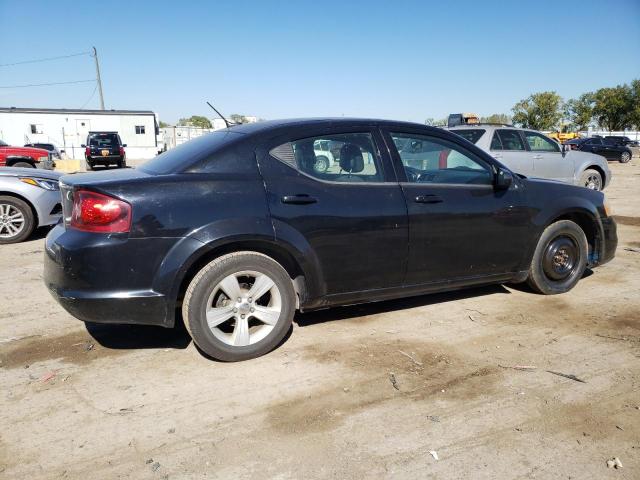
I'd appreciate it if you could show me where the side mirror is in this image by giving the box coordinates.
[81,144,86,148]
[122,144,127,147]
[495,168,513,190]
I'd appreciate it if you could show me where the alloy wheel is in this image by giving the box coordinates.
[0,203,25,239]
[205,270,281,347]
[620,151,631,163]
[584,173,602,190]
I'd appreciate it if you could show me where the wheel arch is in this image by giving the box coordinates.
[166,236,319,327]
[5,156,36,167]
[547,209,602,266]
[0,190,39,225]
[582,164,607,187]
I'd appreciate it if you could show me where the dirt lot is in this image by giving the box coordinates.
[1,162,639,480]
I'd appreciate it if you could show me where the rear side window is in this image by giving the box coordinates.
[495,130,525,151]
[270,132,383,183]
[140,130,245,174]
[523,131,560,152]
[452,129,485,144]
[587,138,602,145]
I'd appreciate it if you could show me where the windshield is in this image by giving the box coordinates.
[89,133,119,147]
[451,129,485,144]
[140,130,245,174]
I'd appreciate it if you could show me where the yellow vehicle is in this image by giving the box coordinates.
[547,131,581,144]
[447,113,480,128]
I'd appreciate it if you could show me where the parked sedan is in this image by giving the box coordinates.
[0,168,62,243]
[45,119,617,361]
[565,137,633,163]
[451,125,611,190]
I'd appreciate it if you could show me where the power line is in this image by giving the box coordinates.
[0,79,96,89]
[79,83,99,109]
[0,51,91,68]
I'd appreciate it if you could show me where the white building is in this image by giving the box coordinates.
[0,107,160,160]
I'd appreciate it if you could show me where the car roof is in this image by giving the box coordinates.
[220,117,438,135]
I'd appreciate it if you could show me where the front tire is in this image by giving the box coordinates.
[183,252,296,361]
[0,196,35,244]
[580,168,602,190]
[526,220,588,295]
[620,151,631,163]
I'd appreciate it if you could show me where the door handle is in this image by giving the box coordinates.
[415,194,443,204]
[533,154,543,159]
[281,194,317,205]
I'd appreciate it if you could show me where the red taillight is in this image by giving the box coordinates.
[119,146,125,156]
[70,189,132,233]
[85,147,90,156]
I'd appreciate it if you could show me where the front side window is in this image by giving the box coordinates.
[495,130,525,151]
[270,132,383,183]
[587,138,602,145]
[390,132,493,185]
[523,131,560,152]
[452,129,485,144]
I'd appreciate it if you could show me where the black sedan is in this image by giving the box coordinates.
[566,137,633,163]
[44,119,617,361]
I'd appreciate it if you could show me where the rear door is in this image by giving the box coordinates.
[382,127,531,285]
[257,126,408,297]
[522,130,574,183]
[489,129,535,177]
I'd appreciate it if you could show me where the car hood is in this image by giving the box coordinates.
[0,167,62,180]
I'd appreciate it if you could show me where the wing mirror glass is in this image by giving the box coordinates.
[81,144,86,148]
[495,168,513,190]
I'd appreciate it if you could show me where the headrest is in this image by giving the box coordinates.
[339,143,364,173]
[294,142,316,172]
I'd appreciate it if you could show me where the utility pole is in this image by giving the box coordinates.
[92,46,105,110]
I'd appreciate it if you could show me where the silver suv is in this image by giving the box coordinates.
[450,125,611,190]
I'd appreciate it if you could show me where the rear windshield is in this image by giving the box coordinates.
[89,133,119,147]
[452,129,485,144]
[139,130,245,174]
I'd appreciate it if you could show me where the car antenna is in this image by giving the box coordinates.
[206,101,231,128]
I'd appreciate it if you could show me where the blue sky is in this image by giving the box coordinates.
[1,0,639,124]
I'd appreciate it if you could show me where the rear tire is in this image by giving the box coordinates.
[580,168,602,190]
[526,220,588,295]
[0,196,36,244]
[183,252,296,361]
[12,161,34,168]
[620,151,631,163]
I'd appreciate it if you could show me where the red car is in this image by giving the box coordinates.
[0,140,55,169]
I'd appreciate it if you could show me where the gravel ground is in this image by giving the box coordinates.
[1,162,639,479]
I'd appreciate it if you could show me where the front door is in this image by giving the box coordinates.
[257,128,408,298]
[522,130,574,183]
[382,128,531,285]
[489,128,535,177]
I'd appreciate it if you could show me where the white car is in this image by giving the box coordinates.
[0,167,62,243]
[450,125,611,190]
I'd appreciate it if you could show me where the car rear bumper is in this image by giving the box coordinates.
[87,155,124,165]
[44,224,177,327]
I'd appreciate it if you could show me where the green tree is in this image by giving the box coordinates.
[229,114,249,124]
[591,84,634,131]
[480,113,511,124]
[177,115,212,128]
[629,79,640,128]
[512,91,563,130]
[563,93,594,131]
[158,120,170,128]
